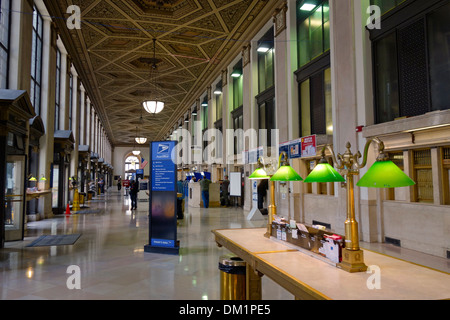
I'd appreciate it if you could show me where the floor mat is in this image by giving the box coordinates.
[76,209,103,214]
[26,234,81,247]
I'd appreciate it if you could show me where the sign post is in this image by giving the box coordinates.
[144,141,180,255]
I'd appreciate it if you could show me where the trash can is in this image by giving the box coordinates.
[79,192,86,205]
[219,255,246,300]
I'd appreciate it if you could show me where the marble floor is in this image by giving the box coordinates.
[0,189,449,300]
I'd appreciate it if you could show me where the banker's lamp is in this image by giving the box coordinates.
[304,138,415,273]
[250,152,303,238]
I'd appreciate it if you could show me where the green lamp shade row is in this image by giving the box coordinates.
[357,160,416,188]
[304,163,346,183]
[249,168,270,180]
[270,166,303,182]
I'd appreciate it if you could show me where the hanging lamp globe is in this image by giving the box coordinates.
[135,137,148,145]
[143,100,165,115]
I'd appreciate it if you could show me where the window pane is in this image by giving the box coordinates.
[0,48,7,89]
[310,9,323,60]
[323,1,330,51]
[310,72,325,134]
[375,32,400,123]
[259,102,266,130]
[300,79,311,137]
[299,19,310,67]
[324,68,333,135]
[427,2,450,111]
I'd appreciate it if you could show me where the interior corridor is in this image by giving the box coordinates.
[0,189,448,300]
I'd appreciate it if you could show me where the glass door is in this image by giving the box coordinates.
[5,155,26,241]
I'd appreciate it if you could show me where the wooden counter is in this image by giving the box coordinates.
[212,228,450,300]
[26,190,52,201]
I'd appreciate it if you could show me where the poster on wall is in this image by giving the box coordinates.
[301,135,317,158]
[144,141,180,255]
[289,138,302,159]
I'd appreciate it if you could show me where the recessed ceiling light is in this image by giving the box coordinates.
[300,3,316,11]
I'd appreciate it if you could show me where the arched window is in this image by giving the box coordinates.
[124,154,140,180]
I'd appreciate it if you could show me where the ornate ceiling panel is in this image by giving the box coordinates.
[45,0,277,146]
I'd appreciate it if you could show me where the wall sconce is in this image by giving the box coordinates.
[304,138,415,272]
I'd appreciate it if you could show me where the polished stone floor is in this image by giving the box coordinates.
[1,189,449,300]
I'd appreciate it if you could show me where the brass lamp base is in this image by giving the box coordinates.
[338,248,368,273]
[264,225,271,239]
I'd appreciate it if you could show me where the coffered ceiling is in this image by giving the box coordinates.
[44,0,280,146]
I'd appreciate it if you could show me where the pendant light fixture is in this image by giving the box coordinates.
[143,39,165,115]
[132,126,141,156]
[135,112,147,145]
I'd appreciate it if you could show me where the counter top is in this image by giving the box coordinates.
[212,228,450,300]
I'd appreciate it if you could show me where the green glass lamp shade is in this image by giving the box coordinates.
[270,166,303,182]
[357,160,416,188]
[249,168,270,180]
[304,163,345,183]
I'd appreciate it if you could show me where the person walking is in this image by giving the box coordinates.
[221,175,230,207]
[257,179,268,210]
[199,177,212,208]
[129,180,139,210]
[117,177,122,191]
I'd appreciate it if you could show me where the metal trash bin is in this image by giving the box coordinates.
[219,255,246,300]
[79,193,86,205]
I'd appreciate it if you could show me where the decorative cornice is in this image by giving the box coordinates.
[273,2,288,37]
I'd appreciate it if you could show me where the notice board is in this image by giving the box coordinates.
[144,141,180,255]
[230,172,241,197]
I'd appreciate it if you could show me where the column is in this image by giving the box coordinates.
[273,3,291,216]
[38,18,57,219]
[57,37,69,130]
[242,43,254,212]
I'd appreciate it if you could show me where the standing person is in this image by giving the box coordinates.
[117,177,122,191]
[199,177,212,208]
[221,175,230,207]
[257,179,268,210]
[99,178,105,194]
[129,180,139,210]
[177,179,184,198]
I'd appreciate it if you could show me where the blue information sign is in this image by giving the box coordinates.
[145,141,180,255]
[152,160,176,191]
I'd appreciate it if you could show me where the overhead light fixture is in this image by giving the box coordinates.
[231,68,242,78]
[300,3,317,11]
[257,41,272,53]
[135,114,147,145]
[143,38,165,115]
[192,107,198,116]
[143,100,164,115]
[214,89,222,95]
[135,137,147,145]
[132,127,142,156]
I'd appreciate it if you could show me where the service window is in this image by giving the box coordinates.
[413,149,433,203]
